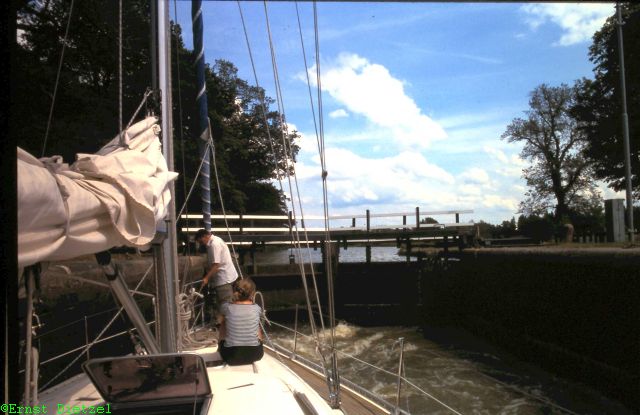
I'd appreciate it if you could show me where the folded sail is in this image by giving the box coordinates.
[18,116,178,269]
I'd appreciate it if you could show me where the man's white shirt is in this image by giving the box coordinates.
[206,235,238,286]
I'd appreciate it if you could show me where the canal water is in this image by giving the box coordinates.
[259,246,633,414]
[250,245,415,264]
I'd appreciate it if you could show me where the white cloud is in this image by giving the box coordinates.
[481,195,519,211]
[329,109,349,118]
[483,146,527,178]
[484,146,509,164]
[308,53,447,149]
[521,3,614,46]
[293,147,456,211]
[458,167,490,185]
[290,122,526,225]
[291,140,525,223]
[596,181,626,200]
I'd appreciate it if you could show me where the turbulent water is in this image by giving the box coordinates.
[258,247,633,415]
[267,322,632,415]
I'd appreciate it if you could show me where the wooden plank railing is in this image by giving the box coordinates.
[179,208,474,234]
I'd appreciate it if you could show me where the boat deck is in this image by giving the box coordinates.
[264,349,389,415]
[38,326,389,415]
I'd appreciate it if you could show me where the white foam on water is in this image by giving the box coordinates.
[403,342,419,352]
[266,323,630,415]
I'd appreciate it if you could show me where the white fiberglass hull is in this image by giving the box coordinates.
[37,347,350,415]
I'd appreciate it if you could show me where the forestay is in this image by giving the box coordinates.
[18,116,178,269]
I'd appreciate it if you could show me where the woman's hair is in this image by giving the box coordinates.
[232,277,256,302]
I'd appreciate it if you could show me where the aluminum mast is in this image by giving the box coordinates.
[155,0,179,352]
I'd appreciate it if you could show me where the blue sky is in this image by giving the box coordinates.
[175,2,621,226]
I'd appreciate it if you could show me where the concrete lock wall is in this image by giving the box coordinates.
[421,249,640,410]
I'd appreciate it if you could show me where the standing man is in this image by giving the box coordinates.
[195,229,239,321]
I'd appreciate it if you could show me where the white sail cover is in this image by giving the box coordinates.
[18,116,178,269]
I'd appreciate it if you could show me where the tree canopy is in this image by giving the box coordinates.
[502,84,601,223]
[15,0,298,218]
[573,2,639,197]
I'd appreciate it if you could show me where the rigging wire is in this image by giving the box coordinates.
[39,264,154,391]
[259,3,342,402]
[206,119,244,278]
[294,2,321,158]
[260,0,329,338]
[290,0,332,334]
[97,89,154,155]
[236,1,323,344]
[172,0,191,259]
[173,117,246,280]
[41,0,75,157]
[310,2,341,406]
[118,0,124,146]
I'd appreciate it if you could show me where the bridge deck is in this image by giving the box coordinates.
[184,225,475,244]
[179,209,477,244]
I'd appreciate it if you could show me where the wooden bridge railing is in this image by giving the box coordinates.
[179,208,474,234]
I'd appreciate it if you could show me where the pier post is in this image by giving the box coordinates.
[405,239,411,262]
[322,241,340,322]
[288,211,293,241]
[366,245,372,264]
[443,236,449,266]
[415,207,420,229]
[250,243,257,275]
[366,209,370,232]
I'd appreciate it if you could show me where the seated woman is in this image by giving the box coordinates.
[217,277,264,365]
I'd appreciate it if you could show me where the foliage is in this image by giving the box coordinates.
[477,209,605,243]
[474,220,495,239]
[15,0,297,219]
[502,84,601,223]
[567,194,606,236]
[517,214,555,242]
[572,3,640,197]
[15,0,152,158]
[475,218,517,239]
[496,217,517,238]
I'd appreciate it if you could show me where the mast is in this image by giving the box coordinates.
[616,2,635,243]
[191,0,212,231]
[155,0,179,352]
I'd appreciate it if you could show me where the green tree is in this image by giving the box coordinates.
[502,84,601,223]
[517,214,555,242]
[175,57,299,215]
[572,3,639,197]
[474,220,497,239]
[496,217,517,238]
[15,0,298,218]
[15,0,153,159]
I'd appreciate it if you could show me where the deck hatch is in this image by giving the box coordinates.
[82,353,211,404]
